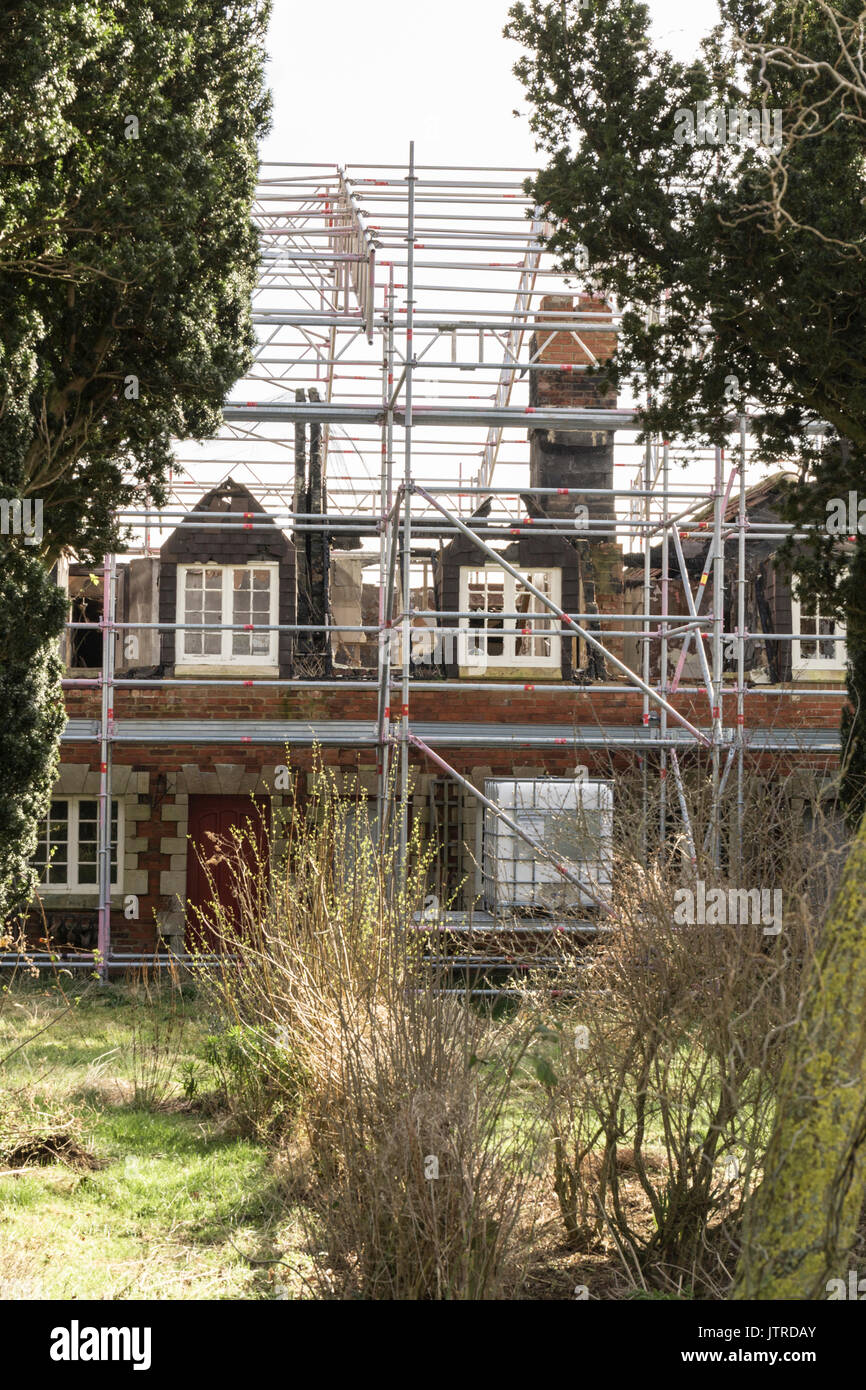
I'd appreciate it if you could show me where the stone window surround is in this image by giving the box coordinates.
[50,765,150,910]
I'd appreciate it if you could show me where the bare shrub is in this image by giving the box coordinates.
[523,761,839,1294]
[194,762,546,1299]
[302,981,543,1300]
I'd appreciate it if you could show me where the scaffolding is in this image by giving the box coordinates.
[45,148,847,971]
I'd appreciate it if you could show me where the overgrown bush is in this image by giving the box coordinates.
[190,752,847,1297]
[193,762,546,1299]
[523,767,840,1294]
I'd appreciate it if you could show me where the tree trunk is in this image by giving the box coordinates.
[732,817,866,1298]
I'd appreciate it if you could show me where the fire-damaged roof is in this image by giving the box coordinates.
[623,471,801,578]
[160,477,293,565]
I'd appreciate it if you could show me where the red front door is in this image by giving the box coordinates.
[185,795,271,950]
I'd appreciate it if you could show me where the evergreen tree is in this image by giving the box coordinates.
[0,0,271,916]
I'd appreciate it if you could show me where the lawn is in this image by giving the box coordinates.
[0,975,311,1300]
[0,971,697,1301]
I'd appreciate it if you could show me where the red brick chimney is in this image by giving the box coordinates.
[528,294,618,519]
[529,294,617,412]
[528,294,623,679]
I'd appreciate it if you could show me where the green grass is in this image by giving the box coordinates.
[0,977,310,1300]
[0,976,747,1300]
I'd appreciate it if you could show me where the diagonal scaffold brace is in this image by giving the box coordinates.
[411,482,713,749]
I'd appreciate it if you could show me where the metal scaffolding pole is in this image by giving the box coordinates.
[641,436,652,856]
[670,749,698,872]
[398,142,417,882]
[711,446,725,868]
[96,554,117,980]
[736,416,748,873]
[376,264,396,828]
[473,206,546,491]
[670,524,716,710]
[376,497,401,833]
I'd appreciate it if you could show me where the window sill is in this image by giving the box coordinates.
[174,664,280,677]
[457,667,563,680]
[35,890,124,904]
[791,667,847,683]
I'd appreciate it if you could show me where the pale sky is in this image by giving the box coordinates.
[262,0,720,167]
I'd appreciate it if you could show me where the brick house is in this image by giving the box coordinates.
[31,296,848,959]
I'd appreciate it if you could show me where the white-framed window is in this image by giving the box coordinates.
[33,798,123,893]
[177,563,278,665]
[792,592,846,673]
[457,566,561,669]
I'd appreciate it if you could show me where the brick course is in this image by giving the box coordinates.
[64,682,849,730]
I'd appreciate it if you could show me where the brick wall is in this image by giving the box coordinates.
[63,682,849,730]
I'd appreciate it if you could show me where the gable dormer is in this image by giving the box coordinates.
[159,479,295,677]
